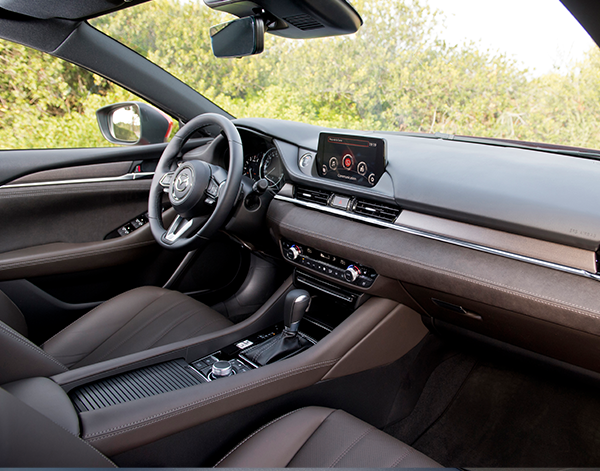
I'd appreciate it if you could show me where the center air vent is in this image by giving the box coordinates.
[295,186,332,206]
[284,14,324,31]
[352,199,401,223]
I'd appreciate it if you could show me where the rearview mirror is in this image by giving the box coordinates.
[96,102,174,146]
[210,16,265,58]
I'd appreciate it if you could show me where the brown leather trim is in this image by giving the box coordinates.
[0,209,175,280]
[78,297,403,456]
[397,210,597,272]
[7,162,133,185]
[323,304,427,380]
[0,179,152,254]
[0,321,67,385]
[215,407,335,467]
[0,388,116,467]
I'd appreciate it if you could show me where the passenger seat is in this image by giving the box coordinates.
[0,386,440,468]
[216,406,441,468]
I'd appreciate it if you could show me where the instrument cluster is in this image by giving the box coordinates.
[243,146,284,191]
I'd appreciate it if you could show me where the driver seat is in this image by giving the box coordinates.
[0,286,232,380]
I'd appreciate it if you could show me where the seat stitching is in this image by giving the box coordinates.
[0,323,67,371]
[76,297,190,366]
[243,336,278,358]
[84,358,338,440]
[388,447,413,468]
[328,425,374,467]
[214,407,316,467]
[278,219,600,322]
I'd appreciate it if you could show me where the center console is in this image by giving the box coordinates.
[23,268,427,460]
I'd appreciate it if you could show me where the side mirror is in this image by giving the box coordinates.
[210,16,265,58]
[96,102,174,146]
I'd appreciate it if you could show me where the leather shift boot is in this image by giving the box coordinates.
[245,330,310,366]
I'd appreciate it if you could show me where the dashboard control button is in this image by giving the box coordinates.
[368,173,376,185]
[357,162,367,175]
[359,277,373,287]
[329,157,339,171]
[343,154,354,169]
[299,153,313,168]
[345,265,361,282]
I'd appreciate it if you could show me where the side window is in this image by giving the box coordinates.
[0,39,173,149]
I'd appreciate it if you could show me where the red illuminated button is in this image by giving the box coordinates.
[343,154,353,169]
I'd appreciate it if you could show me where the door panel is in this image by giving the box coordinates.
[0,179,152,253]
[0,140,253,344]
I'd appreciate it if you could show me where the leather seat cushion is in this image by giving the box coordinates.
[42,287,232,369]
[216,406,442,468]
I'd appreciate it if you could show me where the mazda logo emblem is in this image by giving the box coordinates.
[175,172,190,192]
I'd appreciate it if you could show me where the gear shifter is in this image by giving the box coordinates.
[245,289,311,366]
[284,289,311,333]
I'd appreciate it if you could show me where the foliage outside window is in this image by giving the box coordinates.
[2,0,600,150]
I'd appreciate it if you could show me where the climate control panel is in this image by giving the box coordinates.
[281,239,377,288]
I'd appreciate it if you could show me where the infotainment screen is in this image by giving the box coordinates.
[316,133,386,187]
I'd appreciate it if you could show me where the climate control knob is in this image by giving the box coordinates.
[344,265,361,282]
[285,245,301,261]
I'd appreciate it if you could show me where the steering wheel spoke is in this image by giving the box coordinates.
[159,171,175,191]
[164,215,194,243]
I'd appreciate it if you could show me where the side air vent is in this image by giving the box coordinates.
[295,186,332,206]
[352,199,401,223]
[284,14,324,31]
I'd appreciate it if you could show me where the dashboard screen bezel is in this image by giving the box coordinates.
[316,133,387,188]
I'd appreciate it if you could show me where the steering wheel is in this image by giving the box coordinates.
[148,113,243,250]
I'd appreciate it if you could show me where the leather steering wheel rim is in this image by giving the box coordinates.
[148,113,243,250]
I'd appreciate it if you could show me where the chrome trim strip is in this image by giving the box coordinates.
[1,172,155,188]
[165,215,194,243]
[274,194,600,282]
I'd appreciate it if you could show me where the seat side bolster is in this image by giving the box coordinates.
[0,387,115,467]
[215,406,335,468]
[0,321,67,385]
[0,289,27,336]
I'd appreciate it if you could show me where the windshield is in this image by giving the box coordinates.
[93,0,599,150]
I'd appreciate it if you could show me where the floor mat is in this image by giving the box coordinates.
[408,360,600,467]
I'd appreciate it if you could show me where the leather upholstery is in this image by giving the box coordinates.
[0,289,27,336]
[217,406,441,468]
[43,286,233,369]
[0,320,67,385]
[0,387,116,467]
[2,376,80,435]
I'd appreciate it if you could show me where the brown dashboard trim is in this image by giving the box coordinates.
[267,200,600,338]
[274,193,600,282]
[397,210,596,273]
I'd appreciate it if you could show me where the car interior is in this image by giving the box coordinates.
[2,0,600,468]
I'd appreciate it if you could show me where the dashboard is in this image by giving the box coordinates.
[232,117,600,375]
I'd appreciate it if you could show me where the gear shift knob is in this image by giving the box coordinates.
[284,289,311,333]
